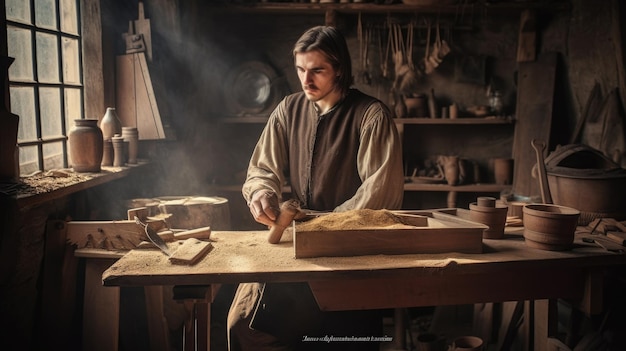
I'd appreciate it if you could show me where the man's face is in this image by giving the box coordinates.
[295,50,339,103]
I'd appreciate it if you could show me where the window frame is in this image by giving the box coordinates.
[6,0,84,175]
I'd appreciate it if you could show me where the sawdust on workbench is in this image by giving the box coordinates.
[295,209,416,231]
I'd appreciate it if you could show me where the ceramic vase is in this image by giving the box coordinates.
[99,107,122,140]
[69,119,103,172]
[121,127,138,164]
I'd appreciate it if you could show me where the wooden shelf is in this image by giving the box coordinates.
[217,116,515,125]
[403,182,510,192]
[218,116,268,124]
[207,1,570,15]
[395,117,515,125]
[10,161,153,208]
[208,182,509,194]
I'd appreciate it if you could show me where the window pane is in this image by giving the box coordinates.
[62,37,80,84]
[19,145,39,175]
[60,0,78,35]
[11,86,37,142]
[35,0,58,30]
[40,87,63,138]
[6,0,31,25]
[43,141,64,170]
[7,26,34,82]
[65,87,82,129]
[36,32,60,83]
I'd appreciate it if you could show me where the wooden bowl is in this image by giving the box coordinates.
[522,204,580,251]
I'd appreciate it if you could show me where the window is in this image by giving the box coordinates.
[6,0,82,175]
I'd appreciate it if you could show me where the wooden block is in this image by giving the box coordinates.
[607,231,626,246]
[169,238,213,265]
[293,210,485,258]
[66,220,145,250]
[173,226,211,240]
[158,230,175,242]
[127,207,149,221]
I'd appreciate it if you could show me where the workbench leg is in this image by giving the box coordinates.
[181,300,211,351]
[83,258,120,351]
[144,286,170,351]
[393,308,407,350]
[526,299,558,351]
[174,286,213,351]
[196,302,211,351]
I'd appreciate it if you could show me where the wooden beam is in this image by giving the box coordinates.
[517,9,537,62]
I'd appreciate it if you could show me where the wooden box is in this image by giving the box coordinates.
[293,209,487,258]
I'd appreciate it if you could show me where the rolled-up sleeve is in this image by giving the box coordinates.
[335,102,404,211]
[242,101,289,203]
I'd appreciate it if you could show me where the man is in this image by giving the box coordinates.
[228,26,404,351]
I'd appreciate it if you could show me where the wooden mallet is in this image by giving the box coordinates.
[267,199,301,244]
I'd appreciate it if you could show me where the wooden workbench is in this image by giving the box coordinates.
[102,228,626,350]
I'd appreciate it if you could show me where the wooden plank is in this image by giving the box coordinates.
[173,226,212,240]
[517,9,537,62]
[136,52,165,139]
[115,54,136,128]
[512,52,557,198]
[169,238,213,265]
[115,53,165,140]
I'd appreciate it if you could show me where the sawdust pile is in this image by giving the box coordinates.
[2,168,124,197]
[295,209,414,231]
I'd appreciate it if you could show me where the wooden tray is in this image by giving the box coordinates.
[293,209,487,258]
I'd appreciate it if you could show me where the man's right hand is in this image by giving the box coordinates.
[247,190,279,227]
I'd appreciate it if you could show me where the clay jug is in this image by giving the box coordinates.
[99,107,122,140]
[438,155,460,185]
[69,119,103,172]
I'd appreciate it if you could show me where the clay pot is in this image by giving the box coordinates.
[522,204,580,251]
[493,158,514,185]
[121,127,139,164]
[469,197,508,239]
[404,94,428,117]
[68,119,103,172]
[500,193,541,222]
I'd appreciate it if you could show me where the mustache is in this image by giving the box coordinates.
[304,84,317,90]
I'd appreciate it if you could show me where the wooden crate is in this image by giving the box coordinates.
[293,209,487,258]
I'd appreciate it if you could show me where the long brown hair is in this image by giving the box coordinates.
[292,26,353,96]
